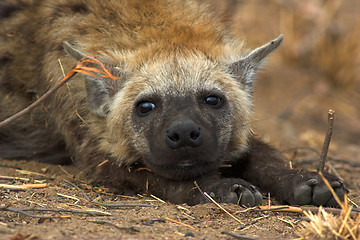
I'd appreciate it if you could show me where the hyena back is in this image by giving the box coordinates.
[0,0,346,206]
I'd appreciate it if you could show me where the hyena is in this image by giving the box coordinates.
[0,0,346,206]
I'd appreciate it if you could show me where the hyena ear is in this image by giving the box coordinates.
[229,34,283,93]
[63,41,115,117]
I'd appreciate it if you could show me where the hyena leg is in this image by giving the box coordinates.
[225,136,348,207]
[87,159,262,206]
[0,90,70,164]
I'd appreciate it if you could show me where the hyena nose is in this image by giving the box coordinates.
[165,119,203,149]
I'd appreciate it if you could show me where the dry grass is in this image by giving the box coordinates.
[297,197,360,240]
[297,172,360,240]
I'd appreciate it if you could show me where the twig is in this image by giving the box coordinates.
[0,51,119,128]
[150,194,166,203]
[0,183,47,191]
[58,59,66,77]
[318,109,335,172]
[347,197,359,208]
[221,231,260,240]
[92,220,139,232]
[277,217,297,228]
[58,165,72,176]
[176,205,191,213]
[0,176,30,181]
[64,179,157,208]
[1,207,111,218]
[5,207,111,216]
[1,208,57,219]
[318,171,343,208]
[97,160,109,167]
[0,74,74,128]
[57,193,81,202]
[194,181,244,224]
[235,207,257,214]
[15,169,46,177]
[142,219,166,226]
[236,216,269,231]
[256,205,360,218]
[0,222,8,227]
[193,181,209,201]
[165,217,195,230]
[308,206,360,217]
[257,205,303,213]
[294,157,360,168]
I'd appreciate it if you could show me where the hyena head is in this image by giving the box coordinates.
[64,35,283,180]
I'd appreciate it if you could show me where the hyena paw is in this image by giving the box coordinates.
[204,179,262,207]
[287,171,348,207]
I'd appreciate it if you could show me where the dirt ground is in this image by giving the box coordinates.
[1,1,360,239]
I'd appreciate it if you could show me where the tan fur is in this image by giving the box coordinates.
[106,54,252,164]
[1,0,250,166]
[1,1,346,208]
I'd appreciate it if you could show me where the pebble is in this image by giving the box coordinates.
[184,232,195,237]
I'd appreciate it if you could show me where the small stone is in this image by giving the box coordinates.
[184,232,195,237]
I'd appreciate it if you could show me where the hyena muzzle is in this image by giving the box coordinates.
[0,0,347,206]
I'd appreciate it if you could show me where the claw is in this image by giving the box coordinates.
[239,188,255,207]
[289,172,347,207]
[238,184,245,191]
[306,178,318,186]
[330,181,341,187]
[230,184,240,192]
[254,191,263,206]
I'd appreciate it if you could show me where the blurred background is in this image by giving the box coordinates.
[213,0,360,196]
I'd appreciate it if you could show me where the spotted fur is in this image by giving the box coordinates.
[0,0,346,206]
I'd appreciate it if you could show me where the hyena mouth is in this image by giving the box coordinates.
[177,159,197,168]
[145,155,222,180]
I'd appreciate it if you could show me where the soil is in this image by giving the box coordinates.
[1,1,359,239]
[0,158,312,240]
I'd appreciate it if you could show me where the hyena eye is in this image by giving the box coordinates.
[204,95,223,108]
[137,101,155,116]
